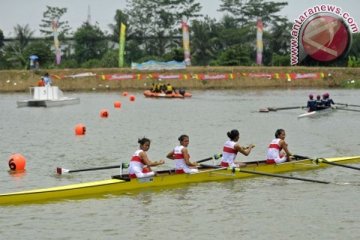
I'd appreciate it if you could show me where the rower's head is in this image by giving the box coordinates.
[227,129,239,141]
[178,134,189,147]
[138,137,151,151]
[309,94,313,99]
[275,129,286,139]
[316,95,321,100]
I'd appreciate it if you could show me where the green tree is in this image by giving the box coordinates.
[348,32,360,58]
[219,0,288,27]
[23,41,53,68]
[4,24,34,69]
[266,19,292,66]
[101,50,119,68]
[190,17,221,65]
[73,23,108,63]
[109,9,130,43]
[39,6,71,38]
[215,44,252,66]
[0,29,4,48]
[125,0,202,57]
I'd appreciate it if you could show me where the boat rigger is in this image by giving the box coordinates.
[1,155,359,205]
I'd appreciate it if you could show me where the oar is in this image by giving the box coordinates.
[336,102,360,108]
[316,158,360,171]
[335,107,360,113]
[233,168,330,184]
[196,154,222,164]
[57,163,129,175]
[259,106,305,112]
[294,155,360,171]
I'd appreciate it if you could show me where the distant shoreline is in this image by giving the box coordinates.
[0,66,359,92]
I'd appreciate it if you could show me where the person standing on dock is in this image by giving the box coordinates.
[220,129,255,168]
[167,134,199,174]
[266,129,293,164]
[128,137,165,178]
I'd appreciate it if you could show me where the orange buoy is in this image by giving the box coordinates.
[114,101,122,108]
[122,91,128,96]
[129,95,136,101]
[75,123,86,135]
[100,109,109,118]
[8,153,26,171]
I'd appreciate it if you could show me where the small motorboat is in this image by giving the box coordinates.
[143,90,192,98]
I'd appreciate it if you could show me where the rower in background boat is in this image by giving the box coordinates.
[128,137,165,178]
[266,129,294,164]
[315,95,325,110]
[166,134,199,174]
[220,129,255,168]
[322,93,335,108]
[306,94,317,112]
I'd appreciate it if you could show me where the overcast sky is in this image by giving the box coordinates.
[1,0,359,37]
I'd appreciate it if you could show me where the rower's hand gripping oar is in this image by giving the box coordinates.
[57,163,129,175]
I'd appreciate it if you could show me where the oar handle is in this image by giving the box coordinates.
[196,154,222,164]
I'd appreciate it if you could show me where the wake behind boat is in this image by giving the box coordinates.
[17,86,80,107]
[1,155,359,205]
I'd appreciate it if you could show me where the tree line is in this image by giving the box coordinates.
[0,0,359,70]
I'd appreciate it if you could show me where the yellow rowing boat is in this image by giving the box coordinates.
[1,156,359,205]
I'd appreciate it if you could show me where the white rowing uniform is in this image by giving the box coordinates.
[266,138,286,164]
[173,145,198,174]
[128,149,155,178]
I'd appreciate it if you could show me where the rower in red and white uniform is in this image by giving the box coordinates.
[266,129,293,164]
[220,129,255,168]
[128,137,165,178]
[166,134,198,174]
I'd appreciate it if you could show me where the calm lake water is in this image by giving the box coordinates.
[1,89,360,240]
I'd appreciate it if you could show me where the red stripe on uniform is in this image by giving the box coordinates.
[173,153,184,159]
[131,156,142,162]
[223,146,237,154]
[268,144,280,149]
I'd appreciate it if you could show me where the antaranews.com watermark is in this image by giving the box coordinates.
[290,4,358,65]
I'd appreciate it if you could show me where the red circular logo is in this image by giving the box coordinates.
[301,14,351,62]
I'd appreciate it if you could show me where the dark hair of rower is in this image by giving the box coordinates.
[138,137,151,145]
[275,129,285,138]
[178,134,189,142]
[227,129,239,141]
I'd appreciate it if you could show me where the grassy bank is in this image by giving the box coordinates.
[0,66,360,92]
